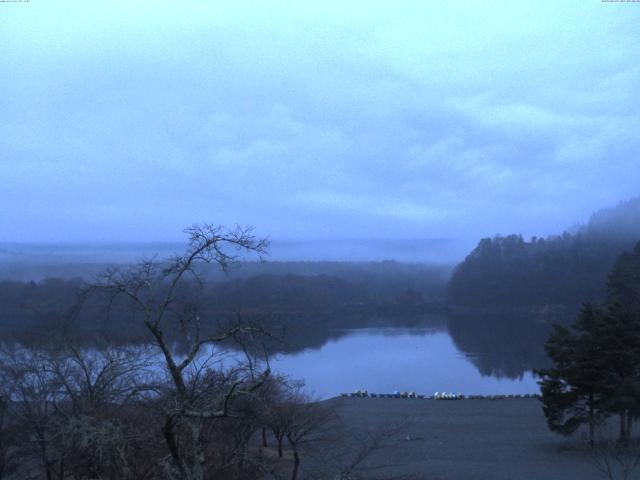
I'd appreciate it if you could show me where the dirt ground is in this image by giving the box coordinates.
[312,397,621,480]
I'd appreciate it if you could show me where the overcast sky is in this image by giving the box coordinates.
[1,1,639,244]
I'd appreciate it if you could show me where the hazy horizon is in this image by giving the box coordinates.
[0,237,473,266]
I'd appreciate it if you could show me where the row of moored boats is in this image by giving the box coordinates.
[343,390,540,400]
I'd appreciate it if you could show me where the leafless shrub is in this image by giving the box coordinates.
[0,340,159,479]
[588,439,640,480]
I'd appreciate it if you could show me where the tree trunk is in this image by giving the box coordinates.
[162,416,187,478]
[588,393,595,447]
[619,411,628,444]
[39,435,52,480]
[627,411,633,440]
[57,455,65,480]
[290,444,300,480]
[277,435,283,458]
[262,426,268,448]
[189,421,205,480]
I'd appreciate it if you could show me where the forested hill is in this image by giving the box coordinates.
[447,197,640,307]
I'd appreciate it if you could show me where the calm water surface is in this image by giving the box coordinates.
[270,327,539,399]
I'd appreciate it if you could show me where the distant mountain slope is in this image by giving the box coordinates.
[447,197,640,307]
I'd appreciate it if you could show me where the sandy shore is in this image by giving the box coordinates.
[321,397,612,480]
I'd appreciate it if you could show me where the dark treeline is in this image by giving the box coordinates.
[448,197,640,307]
[0,262,450,351]
[207,260,449,312]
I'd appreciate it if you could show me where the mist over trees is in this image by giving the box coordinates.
[0,261,450,353]
[448,197,640,307]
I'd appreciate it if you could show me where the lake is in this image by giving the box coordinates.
[269,326,541,399]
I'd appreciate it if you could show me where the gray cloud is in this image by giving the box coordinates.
[1,1,639,244]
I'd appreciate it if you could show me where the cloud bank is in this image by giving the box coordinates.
[1,1,639,243]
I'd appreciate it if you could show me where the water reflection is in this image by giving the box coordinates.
[446,311,556,380]
[270,326,540,399]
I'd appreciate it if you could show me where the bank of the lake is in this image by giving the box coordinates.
[321,397,608,480]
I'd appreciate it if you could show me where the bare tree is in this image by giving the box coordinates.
[302,416,411,480]
[258,380,337,480]
[91,223,271,480]
[0,343,64,480]
[588,440,640,480]
[0,340,159,480]
[262,378,296,459]
[0,224,293,479]
[284,396,335,480]
[0,376,17,479]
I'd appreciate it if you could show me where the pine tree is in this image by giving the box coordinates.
[537,304,607,446]
[603,242,640,442]
[607,242,640,311]
[538,242,640,444]
[597,305,640,443]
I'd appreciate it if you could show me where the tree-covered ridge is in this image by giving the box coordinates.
[448,197,640,307]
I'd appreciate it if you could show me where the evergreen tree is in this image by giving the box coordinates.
[597,305,640,443]
[537,304,607,446]
[603,242,640,442]
[607,242,640,312]
[538,243,640,444]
